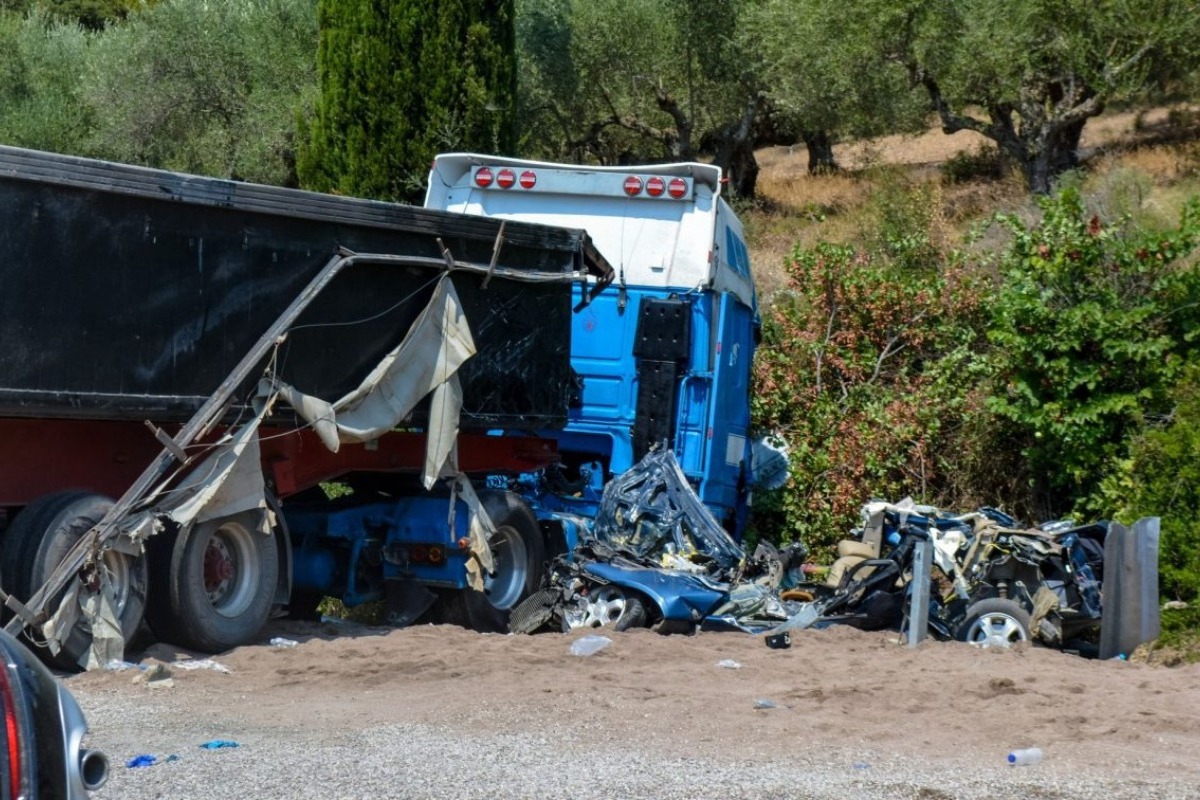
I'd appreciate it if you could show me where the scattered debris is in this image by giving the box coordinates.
[173,658,231,673]
[753,698,786,710]
[199,740,240,750]
[125,755,157,769]
[1007,748,1043,766]
[269,637,299,649]
[133,661,174,688]
[570,635,612,657]
[716,659,742,669]
[764,632,791,650]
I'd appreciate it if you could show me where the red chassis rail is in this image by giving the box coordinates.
[0,418,558,509]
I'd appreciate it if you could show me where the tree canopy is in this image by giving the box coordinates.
[747,0,928,173]
[299,0,517,203]
[827,0,1200,193]
[517,0,764,196]
[86,0,317,185]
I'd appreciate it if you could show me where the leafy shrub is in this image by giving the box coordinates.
[942,144,1004,184]
[750,194,988,554]
[1105,366,1200,603]
[985,188,1200,516]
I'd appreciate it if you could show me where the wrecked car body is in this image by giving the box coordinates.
[510,450,797,635]
[513,450,1132,656]
[770,499,1111,650]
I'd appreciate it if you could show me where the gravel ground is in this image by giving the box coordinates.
[64,622,1200,800]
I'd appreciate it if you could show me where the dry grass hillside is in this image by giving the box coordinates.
[745,106,1200,298]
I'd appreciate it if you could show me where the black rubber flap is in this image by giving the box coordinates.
[632,297,691,363]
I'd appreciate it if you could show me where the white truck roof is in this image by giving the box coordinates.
[426,153,755,307]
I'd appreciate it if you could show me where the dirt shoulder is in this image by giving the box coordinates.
[67,619,1200,798]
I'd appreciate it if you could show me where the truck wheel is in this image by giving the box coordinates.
[0,492,147,670]
[146,510,278,653]
[441,492,544,633]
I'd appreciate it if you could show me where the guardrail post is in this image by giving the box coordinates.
[907,533,932,647]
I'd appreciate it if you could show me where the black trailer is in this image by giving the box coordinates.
[0,144,610,426]
[0,146,611,668]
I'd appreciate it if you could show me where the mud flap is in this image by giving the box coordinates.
[632,298,691,460]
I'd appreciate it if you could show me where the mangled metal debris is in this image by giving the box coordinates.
[511,449,793,635]
[591,448,745,578]
[767,498,1158,655]
[514,468,1160,659]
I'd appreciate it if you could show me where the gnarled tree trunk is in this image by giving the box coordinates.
[711,94,766,200]
[801,130,838,174]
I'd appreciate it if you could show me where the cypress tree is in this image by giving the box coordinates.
[299,0,516,203]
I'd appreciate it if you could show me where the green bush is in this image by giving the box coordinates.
[942,144,1004,185]
[986,188,1200,516]
[750,186,989,554]
[1106,366,1200,603]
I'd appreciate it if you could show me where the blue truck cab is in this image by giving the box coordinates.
[425,155,759,540]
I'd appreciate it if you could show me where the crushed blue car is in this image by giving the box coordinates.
[509,449,800,635]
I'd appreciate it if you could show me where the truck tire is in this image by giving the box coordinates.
[145,510,278,653]
[440,491,544,633]
[0,492,147,670]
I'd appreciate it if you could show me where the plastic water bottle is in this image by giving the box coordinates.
[570,635,612,657]
[1007,748,1043,766]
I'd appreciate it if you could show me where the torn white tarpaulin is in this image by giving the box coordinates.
[59,397,277,669]
[274,274,476,493]
[81,576,123,671]
[41,578,80,659]
[43,569,124,671]
[103,388,277,564]
[155,392,275,531]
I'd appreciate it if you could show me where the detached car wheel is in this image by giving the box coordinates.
[561,585,647,632]
[956,598,1032,648]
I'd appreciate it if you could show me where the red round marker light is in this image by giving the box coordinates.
[496,168,516,189]
[474,167,494,188]
[646,176,666,197]
[519,170,537,189]
[623,175,644,196]
[667,177,688,198]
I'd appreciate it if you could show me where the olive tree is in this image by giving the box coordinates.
[746,0,928,173]
[518,0,766,197]
[0,9,93,153]
[84,0,318,186]
[841,0,1200,193]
